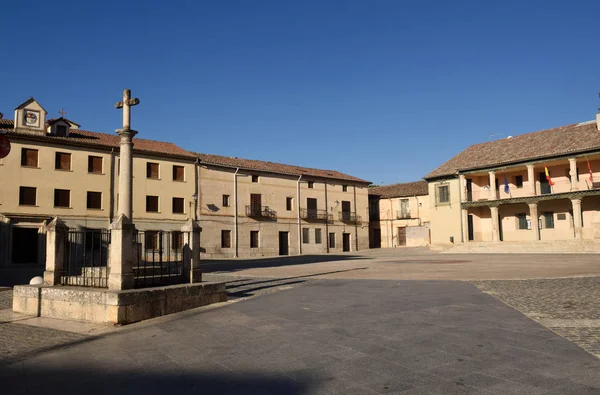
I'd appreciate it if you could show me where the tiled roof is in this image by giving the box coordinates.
[196,152,371,184]
[368,180,428,198]
[425,120,600,179]
[1,119,195,159]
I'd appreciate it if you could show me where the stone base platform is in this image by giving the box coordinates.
[12,281,227,325]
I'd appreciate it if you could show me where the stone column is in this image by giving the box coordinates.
[108,214,136,290]
[490,206,500,242]
[569,158,579,191]
[117,129,137,221]
[527,164,536,196]
[461,208,469,243]
[182,219,202,283]
[489,171,497,200]
[571,198,583,240]
[459,174,466,202]
[43,217,68,286]
[529,203,540,241]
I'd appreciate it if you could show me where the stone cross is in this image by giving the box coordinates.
[115,89,140,130]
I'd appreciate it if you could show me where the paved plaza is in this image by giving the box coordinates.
[2,249,600,394]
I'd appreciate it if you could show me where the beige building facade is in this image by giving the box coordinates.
[368,181,430,248]
[425,117,600,247]
[1,97,371,284]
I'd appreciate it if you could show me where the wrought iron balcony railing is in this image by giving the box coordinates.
[246,205,277,219]
[300,208,332,222]
[339,212,361,223]
[396,211,412,220]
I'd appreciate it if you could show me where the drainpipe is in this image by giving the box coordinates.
[325,182,329,253]
[389,198,394,248]
[297,175,302,255]
[353,185,358,251]
[108,148,115,224]
[194,158,200,221]
[458,174,464,243]
[414,194,421,226]
[233,168,240,258]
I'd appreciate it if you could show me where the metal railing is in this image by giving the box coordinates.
[339,212,361,224]
[396,211,412,220]
[245,205,277,219]
[300,208,332,222]
[134,230,189,288]
[61,229,110,288]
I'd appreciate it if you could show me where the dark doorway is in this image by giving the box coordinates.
[342,233,351,252]
[250,194,262,213]
[467,214,474,241]
[278,231,289,256]
[539,172,551,195]
[370,228,381,248]
[329,233,336,249]
[397,227,407,246]
[466,179,473,202]
[12,227,39,264]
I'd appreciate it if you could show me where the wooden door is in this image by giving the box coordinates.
[397,227,407,246]
[342,233,351,252]
[278,232,289,255]
[250,194,262,214]
[539,172,551,194]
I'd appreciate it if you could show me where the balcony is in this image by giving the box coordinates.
[396,211,412,220]
[245,205,277,219]
[300,208,332,222]
[339,212,361,224]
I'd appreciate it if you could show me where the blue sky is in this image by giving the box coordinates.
[1,1,599,185]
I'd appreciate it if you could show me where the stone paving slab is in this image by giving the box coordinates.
[0,289,12,310]
[473,277,600,359]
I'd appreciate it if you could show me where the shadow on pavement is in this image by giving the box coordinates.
[201,254,366,273]
[2,365,314,395]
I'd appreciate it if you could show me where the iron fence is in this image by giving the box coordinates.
[61,229,110,287]
[134,230,189,288]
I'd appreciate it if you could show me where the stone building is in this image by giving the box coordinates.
[0,97,370,284]
[424,114,600,248]
[368,181,430,248]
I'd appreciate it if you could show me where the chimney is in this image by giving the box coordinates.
[0,112,3,119]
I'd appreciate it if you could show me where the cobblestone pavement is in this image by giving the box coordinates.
[473,277,600,358]
[0,289,12,310]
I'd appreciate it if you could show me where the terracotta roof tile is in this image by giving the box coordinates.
[196,152,370,184]
[2,119,195,159]
[368,180,428,198]
[425,120,600,179]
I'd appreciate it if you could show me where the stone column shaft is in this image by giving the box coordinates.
[569,158,579,191]
[182,219,202,283]
[117,129,137,222]
[527,164,536,196]
[490,206,500,242]
[489,171,497,200]
[529,203,540,241]
[459,174,466,203]
[43,218,68,286]
[571,198,583,240]
[461,208,469,243]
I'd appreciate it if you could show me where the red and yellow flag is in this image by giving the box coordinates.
[544,167,555,186]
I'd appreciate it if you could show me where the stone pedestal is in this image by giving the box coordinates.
[571,198,583,240]
[43,217,68,286]
[108,214,136,290]
[529,203,540,241]
[182,219,202,283]
[490,206,500,242]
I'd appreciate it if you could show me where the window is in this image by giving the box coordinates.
[329,233,336,248]
[223,194,230,207]
[56,125,68,137]
[88,156,103,174]
[145,231,159,251]
[146,195,159,212]
[21,148,38,167]
[55,152,71,170]
[252,175,259,183]
[172,231,184,250]
[172,197,185,214]
[437,185,450,205]
[286,197,293,211]
[87,191,102,209]
[342,185,348,192]
[315,228,322,244]
[147,162,159,179]
[517,213,527,230]
[221,230,231,248]
[515,175,523,188]
[308,181,314,189]
[399,199,410,219]
[250,231,259,248]
[54,189,70,208]
[302,228,310,243]
[544,212,554,229]
[19,186,36,206]
[172,165,185,181]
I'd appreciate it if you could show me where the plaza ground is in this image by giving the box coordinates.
[2,248,600,394]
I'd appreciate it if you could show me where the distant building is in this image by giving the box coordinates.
[424,114,600,246]
[368,181,430,248]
